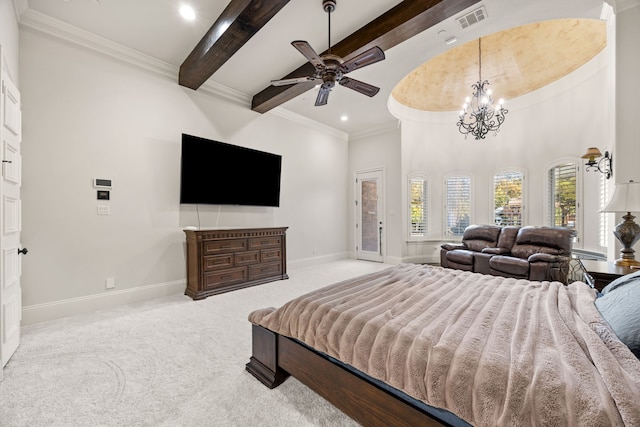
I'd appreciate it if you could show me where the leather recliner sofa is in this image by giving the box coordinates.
[439,224,502,271]
[441,225,575,282]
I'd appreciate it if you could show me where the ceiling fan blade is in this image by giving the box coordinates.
[315,84,332,106]
[339,77,380,97]
[340,46,385,74]
[291,40,326,69]
[271,76,315,86]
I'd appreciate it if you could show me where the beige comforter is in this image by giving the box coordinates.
[249,264,640,426]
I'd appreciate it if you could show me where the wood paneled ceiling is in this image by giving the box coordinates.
[392,18,607,112]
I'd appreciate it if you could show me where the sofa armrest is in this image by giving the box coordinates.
[441,243,465,251]
[528,253,559,263]
[481,247,510,255]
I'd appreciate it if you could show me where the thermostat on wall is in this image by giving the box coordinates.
[93,178,112,189]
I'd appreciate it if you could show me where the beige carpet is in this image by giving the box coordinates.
[0,260,392,427]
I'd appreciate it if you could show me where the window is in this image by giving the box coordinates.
[445,175,471,236]
[493,171,524,226]
[409,175,428,238]
[548,163,577,229]
[599,173,609,247]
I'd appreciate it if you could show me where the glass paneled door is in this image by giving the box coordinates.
[356,170,384,262]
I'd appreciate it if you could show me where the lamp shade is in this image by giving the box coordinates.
[582,147,602,160]
[602,181,640,213]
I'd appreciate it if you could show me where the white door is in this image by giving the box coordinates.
[1,65,23,372]
[356,170,384,262]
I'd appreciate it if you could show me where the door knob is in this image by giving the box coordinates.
[18,247,28,255]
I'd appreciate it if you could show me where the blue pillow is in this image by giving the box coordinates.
[595,271,640,358]
[600,269,640,294]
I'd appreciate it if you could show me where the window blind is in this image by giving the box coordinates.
[410,177,427,237]
[446,176,471,236]
[493,172,523,226]
[599,173,609,247]
[548,164,577,229]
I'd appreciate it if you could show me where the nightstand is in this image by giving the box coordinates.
[579,260,635,291]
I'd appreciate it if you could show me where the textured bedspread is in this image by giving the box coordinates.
[249,264,640,426]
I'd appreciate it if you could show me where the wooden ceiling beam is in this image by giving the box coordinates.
[251,0,481,114]
[179,0,291,90]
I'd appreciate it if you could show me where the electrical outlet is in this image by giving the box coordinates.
[105,277,115,289]
[97,205,110,215]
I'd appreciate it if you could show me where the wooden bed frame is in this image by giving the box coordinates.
[246,324,456,427]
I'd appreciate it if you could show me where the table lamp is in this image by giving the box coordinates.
[601,180,640,266]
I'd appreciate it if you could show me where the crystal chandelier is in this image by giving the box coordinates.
[456,38,508,140]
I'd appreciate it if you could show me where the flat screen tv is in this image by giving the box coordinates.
[180,134,282,207]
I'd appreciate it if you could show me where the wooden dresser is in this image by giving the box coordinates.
[184,227,288,300]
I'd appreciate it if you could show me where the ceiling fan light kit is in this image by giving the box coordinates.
[270,0,385,106]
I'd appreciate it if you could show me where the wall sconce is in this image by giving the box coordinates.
[581,147,612,179]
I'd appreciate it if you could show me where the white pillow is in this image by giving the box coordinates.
[595,271,640,358]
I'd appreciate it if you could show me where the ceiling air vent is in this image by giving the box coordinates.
[457,6,487,29]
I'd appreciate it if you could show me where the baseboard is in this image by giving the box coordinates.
[400,255,440,264]
[287,253,436,269]
[288,252,351,270]
[21,279,186,326]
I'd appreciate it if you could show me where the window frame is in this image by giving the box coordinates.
[443,174,473,238]
[545,159,582,248]
[491,168,526,227]
[407,173,429,241]
[599,172,610,250]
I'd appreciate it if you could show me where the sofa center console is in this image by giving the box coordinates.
[184,227,288,300]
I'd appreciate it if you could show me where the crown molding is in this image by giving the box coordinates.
[615,0,640,12]
[12,0,28,21]
[16,5,353,133]
[349,121,399,142]
[196,80,251,108]
[19,9,176,78]
[17,8,251,107]
[270,107,348,141]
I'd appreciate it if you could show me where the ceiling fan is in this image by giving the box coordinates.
[270,0,385,106]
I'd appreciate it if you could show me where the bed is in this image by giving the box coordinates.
[245,264,640,426]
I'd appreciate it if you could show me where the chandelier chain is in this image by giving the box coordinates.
[478,38,481,82]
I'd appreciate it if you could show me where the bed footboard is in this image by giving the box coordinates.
[246,324,450,427]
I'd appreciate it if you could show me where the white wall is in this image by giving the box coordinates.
[348,128,402,262]
[0,0,19,81]
[615,2,640,184]
[19,28,349,322]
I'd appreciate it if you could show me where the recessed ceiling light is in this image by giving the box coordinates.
[340,115,348,122]
[180,4,196,21]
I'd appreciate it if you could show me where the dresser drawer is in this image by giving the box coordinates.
[204,239,247,255]
[203,267,247,290]
[261,248,282,263]
[248,236,282,250]
[249,262,282,280]
[204,254,233,271]
[235,250,260,266]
